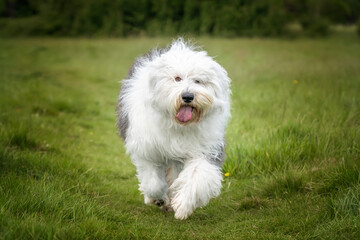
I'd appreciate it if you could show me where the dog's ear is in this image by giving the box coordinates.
[212,62,231,99]
[147,60,164,91]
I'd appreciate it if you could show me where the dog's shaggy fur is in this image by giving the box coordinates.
[117,39,231,220]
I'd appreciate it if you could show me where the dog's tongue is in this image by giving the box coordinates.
[176,106,192,123]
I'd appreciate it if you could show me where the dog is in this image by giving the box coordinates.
[117,38,231,220]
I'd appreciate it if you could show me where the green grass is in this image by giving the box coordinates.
[0,34,359,239]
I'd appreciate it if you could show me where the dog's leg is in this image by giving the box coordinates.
[134,160,168,206]
[162,161,183,212]
[166,161,183,187]
[170,157,223,220]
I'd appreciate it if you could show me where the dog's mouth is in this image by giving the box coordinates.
[176,105,194,123]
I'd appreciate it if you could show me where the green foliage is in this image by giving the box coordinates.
[301,17,330,37]
[1,0,359,37]
[0,35,359,238]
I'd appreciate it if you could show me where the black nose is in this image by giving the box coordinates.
[182,92,194,103]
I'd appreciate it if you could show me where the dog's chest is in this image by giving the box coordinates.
[152,127,208,161]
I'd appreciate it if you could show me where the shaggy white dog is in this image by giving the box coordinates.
[117,38,231,220]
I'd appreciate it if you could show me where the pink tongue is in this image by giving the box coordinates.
[176,106,192,123]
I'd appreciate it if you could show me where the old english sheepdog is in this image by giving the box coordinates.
[117,38,231,220]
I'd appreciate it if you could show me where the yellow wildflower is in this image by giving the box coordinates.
[224,172,230,177]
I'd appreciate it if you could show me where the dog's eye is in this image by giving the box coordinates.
[175,76,182,82]
[194,79,201,84]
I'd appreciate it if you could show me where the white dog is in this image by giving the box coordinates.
[117,38,231,220]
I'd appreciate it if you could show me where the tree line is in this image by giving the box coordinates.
[1,0,359,37]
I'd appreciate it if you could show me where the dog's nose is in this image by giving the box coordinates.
[182,92,194,103]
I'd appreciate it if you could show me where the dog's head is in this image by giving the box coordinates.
[148,39,230,125]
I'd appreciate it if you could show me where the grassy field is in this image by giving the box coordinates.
[0,34,359,239]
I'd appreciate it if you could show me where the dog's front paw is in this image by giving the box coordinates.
[154,199,165,207]
[145,195,170,208]
[171,194,194,220]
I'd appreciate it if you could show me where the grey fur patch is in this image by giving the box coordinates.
[116,88,129,140]
[206,144,226,167]
[116,45,171,140]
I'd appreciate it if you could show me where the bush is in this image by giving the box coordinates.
[0,17,44,36]
[301,18,330,37]
[0,0,358,37]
